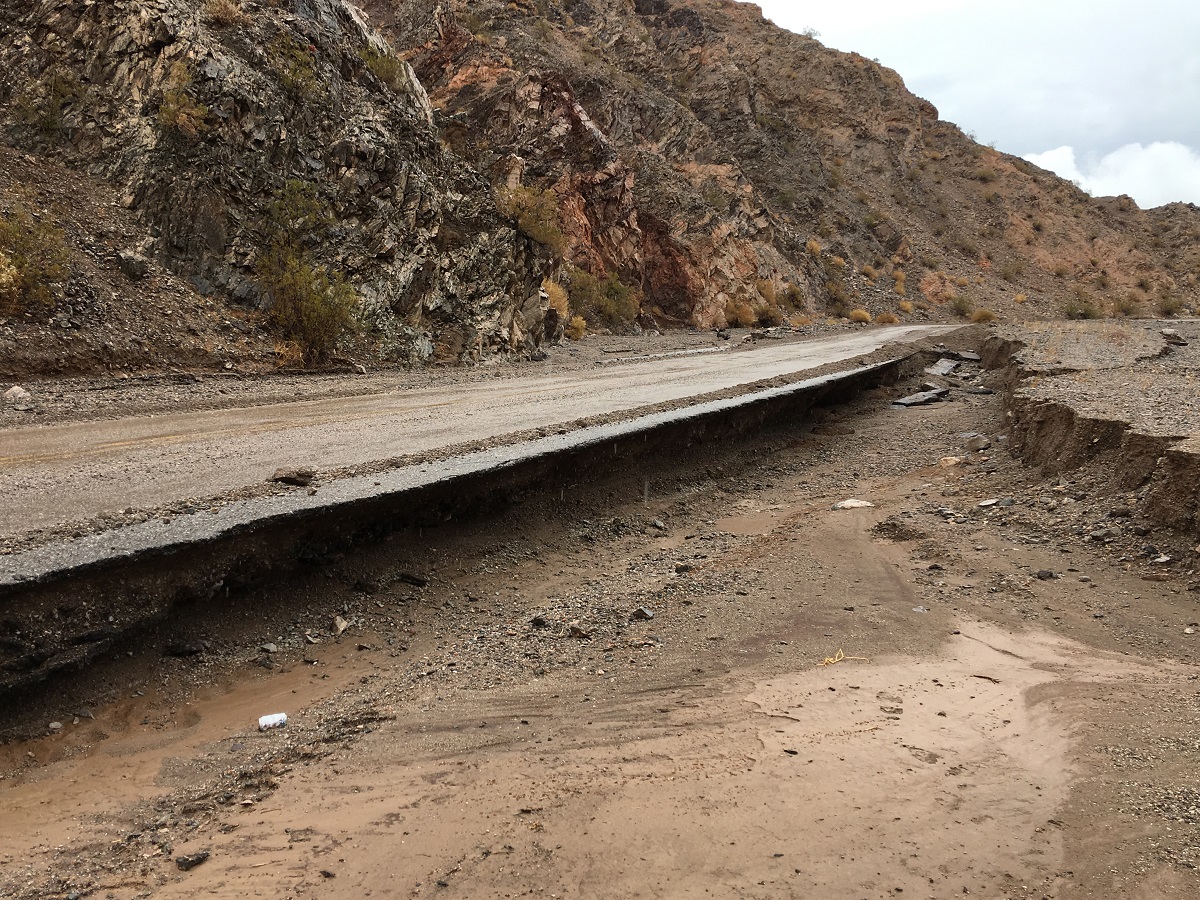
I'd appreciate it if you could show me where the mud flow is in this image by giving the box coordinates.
[3,341,1200,899]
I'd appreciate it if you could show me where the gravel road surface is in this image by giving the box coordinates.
[0,325,954,541]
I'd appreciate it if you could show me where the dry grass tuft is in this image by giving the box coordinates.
[848,308,871,323]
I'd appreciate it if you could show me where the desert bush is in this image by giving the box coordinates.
[949,295,974,318]
[359,48,407,92]
[158,61,209,139]
[1094,272,1110,290]
[893,269,906,295]
[1014,293,1027,304]
[805,239,822,256]
[998,262,1023,283]
[970,308,996,323]
[254,181,354,362]
[271,33,319,101]
[876,312,899,324]
[848,308,871,323]
[13,67,81,136]
[975,167,997,183]
[861,265,879,281]
[569,267,639,326]
[1112,293,1141,317]
[273,340,304,368]
[542,278,569,318]
[756,278,777,304]
[256,247,354,362]
[1063,297,1102,320]
[496,186,566,256]
[1136,276,1152,292]
[829,255,846,269]
[1157,293,1184,317]
[898,300,913,314]
[203,0,249,26]
[784,282,804,308]
[565,315,586,340]
[0,205,69,315]
[724,297,757,328]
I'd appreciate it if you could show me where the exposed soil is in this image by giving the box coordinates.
[3,346,1200,899]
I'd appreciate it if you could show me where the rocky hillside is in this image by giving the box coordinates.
[1,0,1197,376]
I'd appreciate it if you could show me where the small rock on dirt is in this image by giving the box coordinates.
[332,615,349,636]
[631,606,654,621]
[270,467,316,487]
[117,249,150,280]
[176,851,210,871]
[963,433,991,452]
[568,622,592,639]
[832,499,875,510]
[1036,570,1056,580]
[4,385,31,405]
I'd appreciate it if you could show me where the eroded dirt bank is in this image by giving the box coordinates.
[2,332,1200,899]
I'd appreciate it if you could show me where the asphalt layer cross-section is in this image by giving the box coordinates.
[0,326,955,542]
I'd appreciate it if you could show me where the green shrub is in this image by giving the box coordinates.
[496,186,566,256]
[949,295,973,317]
[13,68,81,136]
[203,0,249,26]
[359,48,407,92]
[254,181,354,362]
[271,33,319,101]
[158,61,209,139]
[1157,293,1184,317]
[569,267,639,326]
[256,248,354,362]
[1063,297,1102,320]
[0,205,69,315]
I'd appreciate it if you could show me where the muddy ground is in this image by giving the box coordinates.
[2,340,1200,899]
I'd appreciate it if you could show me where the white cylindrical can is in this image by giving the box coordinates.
[258,712,288,731]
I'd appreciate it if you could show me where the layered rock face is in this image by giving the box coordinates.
[367,0,1198,327]
[1,0,552,362]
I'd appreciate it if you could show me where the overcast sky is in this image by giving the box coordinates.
[753,0,1200,209]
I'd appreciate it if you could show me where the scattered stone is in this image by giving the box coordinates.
[925,358,959,376]
[1186,628,1196,635]
[1162,328,1188,346]
[260,643,278,654]
[270,467,316,487]
[176,851,210,871]
[832,499,875,510]
[631,606,654,621]
[651,519,666,530]
[398,572,428,588]
[1153,555,1172,565]
[938,456,964,468]
[332,615,349,636]
[978,498,1000,508]
[530,615,549,628]
[568,622,592,639]
[963,433,991,452]
[675,563,692,574]
[997,497,1015,507]
[48,721,63,731]
[893,388,949,407]
[912,606,928,613]
[1036,570,1056,581]
[117,249,151,280]
[3,385,31,405]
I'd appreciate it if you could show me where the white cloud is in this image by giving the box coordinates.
[1025,142,1200,209]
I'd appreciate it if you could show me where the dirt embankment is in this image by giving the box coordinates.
[986,321,1200,535]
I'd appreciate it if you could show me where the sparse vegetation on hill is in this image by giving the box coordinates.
[0,0,1197,374]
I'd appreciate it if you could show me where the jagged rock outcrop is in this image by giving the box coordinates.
[1,0,552,363]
